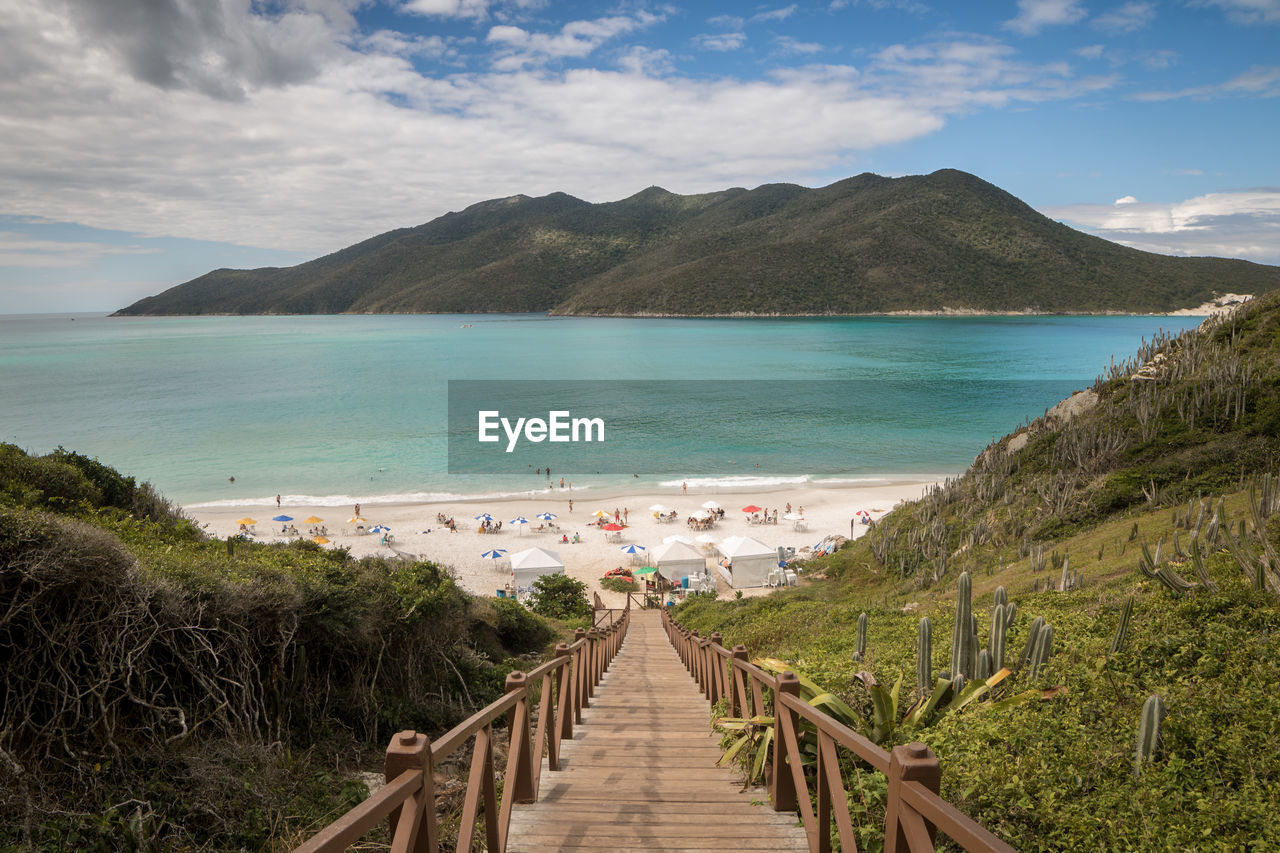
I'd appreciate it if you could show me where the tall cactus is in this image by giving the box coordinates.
[1110,596,1134,654]
[989,603,1008,669]
[916,617,932,696]
[854,612,868,662]
[975,648,992,681]
[994,585,1007,608]
[1028,624,1054,677]
[1019,616,1045,670]
[1134,694,1166,774]
[951,572,973,680]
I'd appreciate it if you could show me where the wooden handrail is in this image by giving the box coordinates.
[295,607,630,853]
[661,608,1015,853]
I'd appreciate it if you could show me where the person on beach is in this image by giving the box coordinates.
[560,478,565,489]
[623,508,629,523]
[276,494,281,508]
[614,508,620,523]
[785,503,792,514]
[682,481,687,495]
[354,503,360,517]
[546,467,552,479]
[568,499,573,512]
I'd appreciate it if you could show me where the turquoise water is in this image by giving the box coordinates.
[0,313,1202,506]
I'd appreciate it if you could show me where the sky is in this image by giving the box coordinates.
[1,0,1278,313]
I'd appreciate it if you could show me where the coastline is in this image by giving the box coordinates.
[186,478,937,604]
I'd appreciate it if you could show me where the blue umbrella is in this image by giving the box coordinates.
[619,543,647,554]
[536,511,558,521]
[509,516,529,525]
[480,549,507,559]
[369,524,390,534]
[475,513,495,522]
[272,515,293,522]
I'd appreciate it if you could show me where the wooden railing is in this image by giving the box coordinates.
[294,608,630,853]
[662,609,1015,853]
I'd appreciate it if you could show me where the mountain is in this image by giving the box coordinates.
[115,170,1280,316]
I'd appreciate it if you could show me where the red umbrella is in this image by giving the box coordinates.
[602,523,624,531]
[741,505,763,513]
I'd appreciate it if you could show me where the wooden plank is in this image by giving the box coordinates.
[504,610,809,853]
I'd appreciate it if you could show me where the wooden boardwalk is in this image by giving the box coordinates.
[506,609,808,852]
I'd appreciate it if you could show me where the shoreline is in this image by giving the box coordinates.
[186,478,937,604]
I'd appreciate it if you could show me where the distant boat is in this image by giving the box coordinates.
[461,323,473,328]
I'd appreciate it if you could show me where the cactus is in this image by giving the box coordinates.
[1110,596,1134,654]
[1188,539,1218,593]
[1019,616,1045,670]
[993,586,1007,608]
[1059,553,1070,592]
[917,618,932,696]
[1003,601,1018,631]
[975,649,992,681]
[1134,694,1166,774]
[1028,624,1054,677]
[1129,522,1139,542]
[989,603,1008,669]
[951,572,973,680]
[854,612,868,661]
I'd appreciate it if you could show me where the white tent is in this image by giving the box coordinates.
[651,540,707,585]
[509,546,565,588]
[716,535,776,588]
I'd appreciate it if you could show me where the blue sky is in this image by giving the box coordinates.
[1,0,1277,313]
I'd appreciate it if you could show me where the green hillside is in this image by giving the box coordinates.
[0,446,561,850]
[673,291,1280,850]
[115,170,1280,316]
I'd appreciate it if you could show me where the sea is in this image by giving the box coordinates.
[0,312,1203,507]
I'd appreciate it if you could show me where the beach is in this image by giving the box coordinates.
[186,478,935,603]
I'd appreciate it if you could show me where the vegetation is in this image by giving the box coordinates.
[114,169,1280,317]
[0,446,561,850]
[676,291,1280,850]
[526,572,592,623]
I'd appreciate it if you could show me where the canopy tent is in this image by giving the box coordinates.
[651,540,707,585]
[716,535,776,588]
[509,546,565,589]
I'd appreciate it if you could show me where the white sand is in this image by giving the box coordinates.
[187,479,935,605]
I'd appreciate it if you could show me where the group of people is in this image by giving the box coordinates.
[478,519,503,534]
[747,510,780,525]
[435,513,458,531]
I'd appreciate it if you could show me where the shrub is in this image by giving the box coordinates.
[527,573,592,621]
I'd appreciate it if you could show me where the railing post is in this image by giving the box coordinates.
[555,642,574,745]
[587,629,601,697]
[885,742,941,853]
[771,672,799,814]
[574,628,589,715]
[385,730,435,853]
[710,632,724,705]
[731,645,749,718]
[505,672,537,804]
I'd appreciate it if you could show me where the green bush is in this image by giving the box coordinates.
[493,597,555,651]
[528,573,592,621]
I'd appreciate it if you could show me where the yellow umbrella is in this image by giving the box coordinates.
[312,536,330,545]
[592,510,612,518]
[304,516,324,524]
[236,517,258,525]
[348,516,366,524]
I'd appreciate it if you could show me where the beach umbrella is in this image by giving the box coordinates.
[689,509,712,521]
[475,513,495,522]
[510,517,530,535]
[602,523,624,532]
[701,500,722,510]
[634,566,658,576]
[783,512,804,521]
[312,536,330,544]
[649,504,671,513]
[663,535,695,545]
[619,543,646,554]
[236,517,258,525]
[480,549,508,559]
[272,515,293,522]
[348,516,366,524]
[369,524,390,534]
[592,509,612,519]
[536,511,557,521]
[741,505,763,514]
[303,515,324,524]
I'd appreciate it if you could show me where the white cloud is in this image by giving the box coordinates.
[1193,0,1280,25]
[400,0,544,20]
[1134,64,1280,100]
[486,13,662,68]
[1004,0,1088,35]
[1044,189,1280,263]
[0,232,158,268]
[1076,44,1105,59]
[0,2,1129,263]
[1093,1,1156,33]
[774,35,824,54]
[693,31,748,51]
[751,5,798,22]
